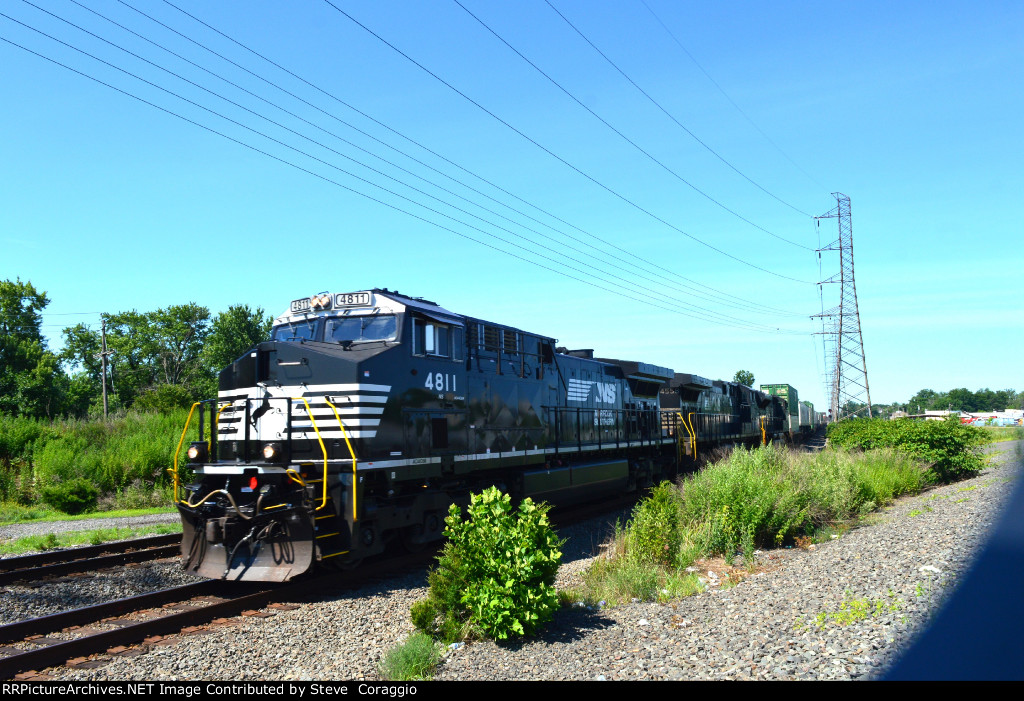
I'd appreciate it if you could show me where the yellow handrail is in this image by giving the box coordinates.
[677,412,695,460]
[759,416,767,445]
[169,402,203,504]
[687,412,698,461]
[215,401,234,439]
[324,397,359,522]
[294,398,329,511]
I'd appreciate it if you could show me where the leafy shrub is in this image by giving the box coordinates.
[39,477,100,515]
[411,487,563,642]
[828,417,984,482]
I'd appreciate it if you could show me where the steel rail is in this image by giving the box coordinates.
[0,535,183,586]
[0,581,267,680]
[0,534,181,572]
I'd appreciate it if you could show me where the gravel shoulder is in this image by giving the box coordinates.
[20,441,1024,681]
[0,512,181,545]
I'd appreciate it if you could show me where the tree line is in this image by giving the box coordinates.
[1,278,271,419]
[842,387,1022,420]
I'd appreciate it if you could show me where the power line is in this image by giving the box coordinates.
[6,4,800,331]
[543,0,815,225]
[0,31,806,337]
[153,0,809,312]
[638,0,828,192]
[51,0,801,320]
[320,0,815,285]
[455,0,812,249]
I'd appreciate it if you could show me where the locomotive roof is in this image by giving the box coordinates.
[273,289,556,341]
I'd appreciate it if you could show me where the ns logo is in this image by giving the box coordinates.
[567,378,617,404]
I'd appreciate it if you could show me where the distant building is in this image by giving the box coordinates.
[960,410,1024,426]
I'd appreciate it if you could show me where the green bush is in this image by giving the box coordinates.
[39,477,100,515]
[412,487,564,642]
[626,481,684,567]
[828,417,984,482]
[133,384,195,413]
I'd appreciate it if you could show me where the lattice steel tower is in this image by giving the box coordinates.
[813,193,873,420]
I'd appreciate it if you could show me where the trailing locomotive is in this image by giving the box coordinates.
[171,289,802,582]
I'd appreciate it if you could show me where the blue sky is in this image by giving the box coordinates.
[2,0,1021,409]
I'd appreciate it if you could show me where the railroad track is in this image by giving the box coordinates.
[0,496,636,679]
[0,534,182,585]
[0,544,443,680]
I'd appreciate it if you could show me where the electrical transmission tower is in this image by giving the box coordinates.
[813,193,873,420]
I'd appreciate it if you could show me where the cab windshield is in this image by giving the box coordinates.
[271,319,319,342]
[325,315,397,344]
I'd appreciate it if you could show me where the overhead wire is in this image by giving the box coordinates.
[320,0,815,285]
[8,3,801,331]
[543,0,815,225]
[50,0,802,321]
[455,0,812,250]
[638,0,828,193]
[151,0,805,316]
[0,26,805,336]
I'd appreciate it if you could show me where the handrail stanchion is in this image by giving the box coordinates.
[294,398,329,511]
[324,397,359,522]
[170,402,203,504]
[687,412,698,461]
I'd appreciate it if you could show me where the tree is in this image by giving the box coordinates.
[203,305,272,371]
[733,370,755,387]
[0,279,69,418]
[193,305,273,399]
[60,304,213,410]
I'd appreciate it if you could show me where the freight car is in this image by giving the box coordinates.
[171,289,796,582]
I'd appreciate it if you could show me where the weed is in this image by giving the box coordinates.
[957,486,977,492]
[813,591,903,629]
[916,565,945,611]
[377,632,442,681]
[908,506,933,517]
[954,497,969,503]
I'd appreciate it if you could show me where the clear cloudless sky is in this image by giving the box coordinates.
[1,0,1021,410]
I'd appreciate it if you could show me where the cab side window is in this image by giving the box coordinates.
[412,317,462,360]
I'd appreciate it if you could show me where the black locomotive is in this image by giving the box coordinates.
[173,289,795,581]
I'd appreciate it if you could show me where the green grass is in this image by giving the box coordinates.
[569,444,933,607]
[377,632,443,681]
[978,426,1024,443]
[0,502,175,527]
[678,444,928,553]
[0,522,181,556]
[1,409,199,504]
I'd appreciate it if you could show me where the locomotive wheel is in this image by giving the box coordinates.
[319,554,363,571]
[400,525,426,553]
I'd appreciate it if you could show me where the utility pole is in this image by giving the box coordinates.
[96,320,114,420]
[812,193,873,421]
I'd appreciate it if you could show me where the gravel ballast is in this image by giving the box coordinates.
[19,441,1023,681]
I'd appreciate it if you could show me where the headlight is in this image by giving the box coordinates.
[262,442,282,461]
[186,441,208,463]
